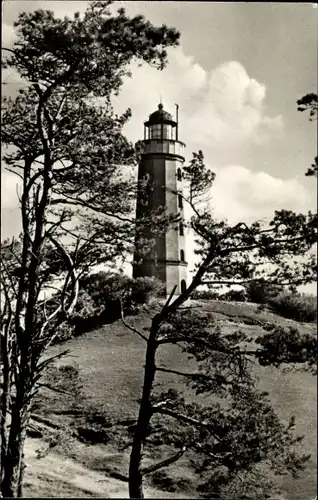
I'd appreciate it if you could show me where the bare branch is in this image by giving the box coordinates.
[48,235,79,316]
[120,300,148,342]
[200,279,256,286]
[34,382,72,396]
[50,194,135,223]
[1,256,19,300]
[38,304,62,340]
[5,167,24,181]
[155,366,230,385]
[162,285,177,312]
[36,350,70,376]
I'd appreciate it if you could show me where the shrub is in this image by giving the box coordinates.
[130,276,164,305]
[49,273,164,342]
[191,289,219,300]
[73,273,164,335]
[77,425,110,445]
[80,272,163,311]
[151,470,176,492]
[268,291,317,323]
[245,279,280,304]
[79,272,131,310]
[54,320,76,343]
[32,363,83,414]
[219,289,247,302]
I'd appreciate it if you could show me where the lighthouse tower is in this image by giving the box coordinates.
[133,103,187,296]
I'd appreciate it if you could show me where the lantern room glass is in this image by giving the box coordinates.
[148,123,175,140]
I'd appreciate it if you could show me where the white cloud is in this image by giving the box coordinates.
[113,50,283,150]
[1,170,22,240]
[1,22,17,49]
[1,170,22,209]
[2,7,283,150]
[210,165,313,225]
[187,60,283,147]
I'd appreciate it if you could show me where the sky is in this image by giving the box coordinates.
[1,1,317,291]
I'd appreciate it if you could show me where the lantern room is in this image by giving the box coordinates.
[144,103,179,141]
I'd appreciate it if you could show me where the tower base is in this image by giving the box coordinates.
[133,260,187,296]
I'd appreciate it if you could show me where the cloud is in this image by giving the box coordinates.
[1,170,22,239]
[2,3,282,150]
[210,164,313,224]
[113,50,283,150]
[2,22,17,49]
[1,170,22,210]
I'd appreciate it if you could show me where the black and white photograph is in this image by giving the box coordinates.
[1,2,317,499]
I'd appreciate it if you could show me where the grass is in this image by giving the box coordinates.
[35,300,317,499]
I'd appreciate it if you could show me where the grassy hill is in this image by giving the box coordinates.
[26,300,317,499]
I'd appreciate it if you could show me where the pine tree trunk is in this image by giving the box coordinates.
[128,319,159,498]
[1,404,26,498]
[0,341,10,484]
[129,436,145,499]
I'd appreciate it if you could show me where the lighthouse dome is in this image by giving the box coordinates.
[146,103,176,125]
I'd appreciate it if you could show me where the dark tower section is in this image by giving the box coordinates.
[133,104,187,295]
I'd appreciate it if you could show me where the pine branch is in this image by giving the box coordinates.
[34,382,72,396]
[152,406,222,443]
[156,366,199,378]
[155,366,233,386]
[141,445,187,475]
[193,440,231,460]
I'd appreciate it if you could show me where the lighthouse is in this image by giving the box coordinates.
[133,103,187,296]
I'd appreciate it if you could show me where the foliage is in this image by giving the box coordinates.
[190,289,219,301]
[77,272,133,324]
[245,278,281,305]
[297,93,317,121]
[219,288,247,302]
[150,469,192,493]
[197,467,280,500]
[32,363,83,414]
[130,277,165,305]
[38,273,164,343]
[79,271,163,313]
[77,421,111,445]
[297,93,317,176]
[255,324,317,373]
[305,156,318,177]
[267,291,317,323]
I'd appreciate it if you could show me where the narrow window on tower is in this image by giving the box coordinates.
[177,168,182,181]
[178,194,183,209]
[179,222,184,236]
[180,249,185,262]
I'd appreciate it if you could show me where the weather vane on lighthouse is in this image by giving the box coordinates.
[133,102,187,296]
